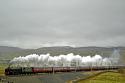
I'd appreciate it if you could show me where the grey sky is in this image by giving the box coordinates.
[0,0,125,48]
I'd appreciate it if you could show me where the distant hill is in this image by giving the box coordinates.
[0,46,23,53]
[34,46,125,56]
[0,46,125,61]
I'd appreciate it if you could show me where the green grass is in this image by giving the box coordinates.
[77,72,125,83]
[0,67,4,76]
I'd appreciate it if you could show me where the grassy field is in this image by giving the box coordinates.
[0,67,4,76]
[77,71,125,83]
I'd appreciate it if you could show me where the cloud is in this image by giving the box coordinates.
[0,0,125,48]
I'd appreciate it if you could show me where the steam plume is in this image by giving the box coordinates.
[10,50,120,67]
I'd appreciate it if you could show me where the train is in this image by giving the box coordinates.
[5,66,125,75]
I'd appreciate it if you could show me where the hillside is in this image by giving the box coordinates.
[0,46,23,53]
[0,46,125,60]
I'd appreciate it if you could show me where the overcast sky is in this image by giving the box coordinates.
[0,0,125,48]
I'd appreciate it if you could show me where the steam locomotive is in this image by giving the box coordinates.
[5,66,124,75]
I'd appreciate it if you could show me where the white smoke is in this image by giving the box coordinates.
[10,52,120,67]
[109,49,120,65]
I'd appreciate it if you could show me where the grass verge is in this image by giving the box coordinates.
[76,71,125,83]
